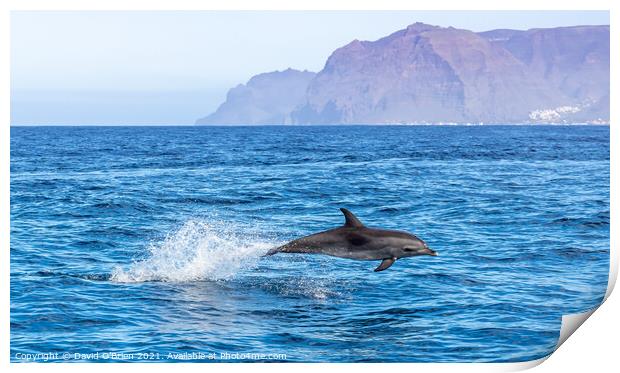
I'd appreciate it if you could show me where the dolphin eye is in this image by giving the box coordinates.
[403,247,416,252]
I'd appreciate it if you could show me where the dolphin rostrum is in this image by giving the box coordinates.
[266,208,437,272]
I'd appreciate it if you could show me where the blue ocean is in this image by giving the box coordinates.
[10,125,609,362]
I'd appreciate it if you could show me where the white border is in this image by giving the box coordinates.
[2,1,616,372]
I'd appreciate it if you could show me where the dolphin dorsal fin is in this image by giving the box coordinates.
[340,208,364,228]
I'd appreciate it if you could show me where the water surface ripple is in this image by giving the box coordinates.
[11,125,609,362]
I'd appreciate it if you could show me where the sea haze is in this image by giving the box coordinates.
[10,125,609,362]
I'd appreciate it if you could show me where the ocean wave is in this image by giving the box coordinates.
[110,220,278,283]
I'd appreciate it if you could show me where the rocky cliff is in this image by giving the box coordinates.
[196,69,316,124]
[197,23,609,125]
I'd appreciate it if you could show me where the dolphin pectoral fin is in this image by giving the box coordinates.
[374,258,396,272]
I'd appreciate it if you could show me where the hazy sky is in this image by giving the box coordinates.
[11,10,610,125]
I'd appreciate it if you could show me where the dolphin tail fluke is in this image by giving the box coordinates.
[263,245,285,257]
[374,258,396,272]
[263,248,279,256]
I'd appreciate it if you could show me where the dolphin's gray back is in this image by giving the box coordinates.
[267,228,344,255]
[266,227,396,260]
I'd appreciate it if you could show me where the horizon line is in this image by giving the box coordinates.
[9,123,611,127]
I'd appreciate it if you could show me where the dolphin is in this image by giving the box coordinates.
[266,208,437,272]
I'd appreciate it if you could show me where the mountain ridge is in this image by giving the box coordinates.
[196,68,316,125]
[196,23,609,125]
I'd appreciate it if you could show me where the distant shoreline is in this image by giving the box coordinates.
[10,123,611,128]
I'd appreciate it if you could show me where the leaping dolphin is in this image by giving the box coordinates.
[266,208,437,272]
